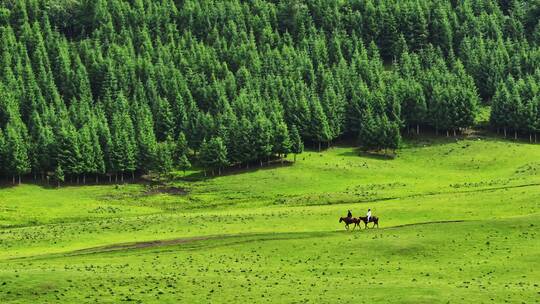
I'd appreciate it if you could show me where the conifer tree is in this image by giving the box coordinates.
[133,101,157,174]
[273,121,291,163]
[5,122,30,184]
[0,128,5,175]
[396,79,426,134]
[177,154,191,177]
[55,123,81,183]
[91,125,105,183]
[290,125,303,162]
[153,97,174,141]
[109,92,136,181]
[358,105,379,151]
[54,164,64,187]
[78,126,95,184]
[155,139,174,180]
[28,111,54,180]
[252,114,273,166]
[309,96,331,151]
[210,137,229,175]
[231,116,254,167]
[174,132,189,164]
[199,137,229,175]
[199,139,211,177]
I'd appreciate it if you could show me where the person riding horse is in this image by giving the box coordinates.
[347,210,352,218]
[339,216,360,230]
[359,209,379,228]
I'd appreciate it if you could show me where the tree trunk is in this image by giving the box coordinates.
[132,171,135,181]
[121,173,124,182]
[76,176,80,184]
[218,167,221,175]
[535,133,537,143]
[115,174,118,183]
[514,131,518,140]
[453,129,456,137]
[260,160,263,167]
[12,175,15,185]
[109,175,112,183]
[530,134,533,143]
[504,128,507,137]
[83,174,86,185]
[446,130,449,137]
[318,141,321,152]
[18,175,21,185]
[417,124,420,135]
[96,175,99,184]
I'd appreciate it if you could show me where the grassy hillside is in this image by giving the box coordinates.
[1,137,540,303]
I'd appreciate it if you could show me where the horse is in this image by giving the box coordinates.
[339,217,361,230]
[359,216,379,229]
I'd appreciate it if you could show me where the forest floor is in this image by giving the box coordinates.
[1,136,540,303]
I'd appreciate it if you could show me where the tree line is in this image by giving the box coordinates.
[0,0,539,183]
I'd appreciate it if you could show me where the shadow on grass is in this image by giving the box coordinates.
[402,129,540,148]
[359,151,397,160]
[173,160,295,182]
[337,148,396,160]
[0,176,158,190]
[0,180,50,190]
[0,160,295,189]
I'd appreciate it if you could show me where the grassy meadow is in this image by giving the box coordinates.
[1,136,540,303]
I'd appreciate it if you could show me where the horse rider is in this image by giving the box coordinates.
[347,210,352,218]
[366,208,372,222]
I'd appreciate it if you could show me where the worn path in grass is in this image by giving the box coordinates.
[9,219,472,260]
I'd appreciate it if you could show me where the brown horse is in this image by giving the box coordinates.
[339,217,361,230]
[359,216,379,228]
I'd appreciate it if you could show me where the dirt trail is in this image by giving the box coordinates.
[6,231,330,261]
[383,220,466,229]
[72,235,215,254]
[6,220,473,261]
[76,231,326,253]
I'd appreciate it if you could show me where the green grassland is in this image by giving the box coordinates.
[1,136,540,303]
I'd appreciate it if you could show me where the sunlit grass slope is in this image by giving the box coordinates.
[1,137,539,303]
